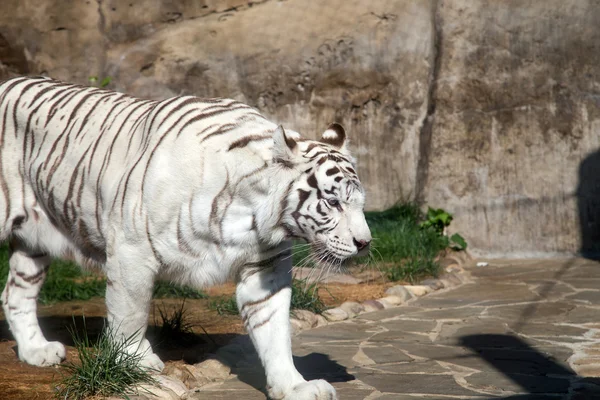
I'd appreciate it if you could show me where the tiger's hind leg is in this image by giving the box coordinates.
[1,239,66,366]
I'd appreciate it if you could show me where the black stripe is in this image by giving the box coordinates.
[11,80,45,138]
[228,134,271,151]
[250,309,277,330]
[326,167,340,176]
[240,284,290,311]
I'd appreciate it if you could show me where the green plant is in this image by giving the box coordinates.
[209,279,327,316]
[209,296,239,316]
[419,207,468,251]
[88,75,112,88]
[39,267,106,304]
[55,320,156,400]
[153,301,196,348]
[449,232,468,251]
[359,203,467,284]
[152,281,207,299]
[291,279,326,314]
[419,207,453,234]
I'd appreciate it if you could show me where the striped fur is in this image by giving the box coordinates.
[0,76,370,400]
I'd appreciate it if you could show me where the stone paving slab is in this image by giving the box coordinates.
[199,258,600,399]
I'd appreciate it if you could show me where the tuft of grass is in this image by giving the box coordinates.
[209,279,327,316]
[385,256,439,283]
[152,301,196,348]
[55,320,156,400]
[291,279,326,314]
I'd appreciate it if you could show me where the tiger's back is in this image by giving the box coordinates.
[0,76,275,266]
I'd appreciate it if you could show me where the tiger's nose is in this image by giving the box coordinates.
[353,238,370,251]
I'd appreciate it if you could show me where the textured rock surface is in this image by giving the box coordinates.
[385,285,414,301]
[338,301,365,318]
[361,299,384,313]
[423,0,600,257]
[404,285,432,297]
[322,307,349,322]
[0,0,434,211]
[2,0,600,256]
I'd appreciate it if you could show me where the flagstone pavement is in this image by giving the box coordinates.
[190,258,600,399]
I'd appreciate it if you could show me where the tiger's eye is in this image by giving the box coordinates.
[327,198,339,207]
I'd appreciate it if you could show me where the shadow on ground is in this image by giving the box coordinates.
[461,334,600,399]
[0,315,240,364]
[228,351,355,396]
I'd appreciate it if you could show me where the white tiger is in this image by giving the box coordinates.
[0,76,371,400]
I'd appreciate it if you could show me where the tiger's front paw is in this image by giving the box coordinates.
[138,352,165,373]
[19,341,66,367]
[282,379,338,400]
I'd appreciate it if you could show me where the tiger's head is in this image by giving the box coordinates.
[273,123,372,266]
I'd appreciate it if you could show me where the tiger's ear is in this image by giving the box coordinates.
[272,125,299,164]
[321,123,349,154]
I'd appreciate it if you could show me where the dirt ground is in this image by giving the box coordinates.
[0,278,391,400]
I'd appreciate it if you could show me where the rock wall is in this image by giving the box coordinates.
[1,0,599,257]
[425,0,600,256]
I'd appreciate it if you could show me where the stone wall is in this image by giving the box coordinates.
[425,0,600,256]
[1,0,599,257]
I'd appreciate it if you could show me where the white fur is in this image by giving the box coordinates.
[0,77,371,399]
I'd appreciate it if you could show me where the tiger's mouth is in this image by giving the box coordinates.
[309,242,350,270]
[321,252,345,265]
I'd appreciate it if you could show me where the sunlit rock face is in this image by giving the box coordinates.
[2,0,600,256]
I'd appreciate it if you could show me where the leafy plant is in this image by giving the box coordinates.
[55,319,156,400]
[449,232,468,251]
[419,207,453,234]
[88,76,112,88]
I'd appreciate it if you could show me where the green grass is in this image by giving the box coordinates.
[290,279,326,314]
[292,203,460,284]
[55,320,156,400]
[152,280,207,299]
[210,279,326,316]
[361,203,452,283]
[0,244,206,304]
[209,295,239,316]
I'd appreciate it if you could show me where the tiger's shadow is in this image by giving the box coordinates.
[214,334,355,395]
[221,352,355,395]
[0,315,238,364]
[0,315,353,394]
